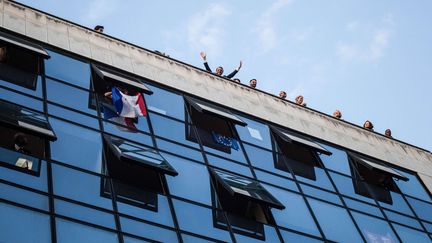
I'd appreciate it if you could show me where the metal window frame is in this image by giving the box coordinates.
[0,30,50,59]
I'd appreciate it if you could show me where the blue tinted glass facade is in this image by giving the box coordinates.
[1,30,432,243]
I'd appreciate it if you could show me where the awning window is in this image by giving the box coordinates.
[0,100,56,141]
[91,65,152,94]
[272,127,331,155]
[210,168,284,210]
[0,31,49,59]
[185,96,246,126]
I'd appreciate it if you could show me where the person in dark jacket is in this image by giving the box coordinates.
[200,51,242,79]
[363,120,374,131]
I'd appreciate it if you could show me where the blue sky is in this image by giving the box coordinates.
[17,0,432,151]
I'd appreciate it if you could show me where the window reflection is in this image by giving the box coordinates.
[56,218,118,243]
[145,84,185,120]
[0,75,42,97]
[351,211,398,243]
[236,117,272,150]
[0,87,43,111]
[392,224,431,243]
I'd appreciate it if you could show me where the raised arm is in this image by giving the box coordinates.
[200,51,212,72]
[226,60,242,79]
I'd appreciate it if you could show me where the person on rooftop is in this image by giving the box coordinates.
[363,120,374,131]
[200,51,242,79]
[385,129,392,138]
[233,78,241,83]
[249,79,257,88]
[279,91,287,99]
[295,95,307,107]
[333,109,342,119]
[94,25,104,33]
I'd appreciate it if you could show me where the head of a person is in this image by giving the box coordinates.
[295,95,304,105]
[249,79,257,88]
[14,133,28,148]
[233,78,241,83]
[385,129,392,137]
[94,25,104,33]
[118,86,129,95]
[215,66,224,76]
[0,46,7,62]
[279,91,287,99]
[333,110,342,119]
[363,120,374,130]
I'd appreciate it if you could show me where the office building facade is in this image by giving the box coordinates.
[1,1,432,242]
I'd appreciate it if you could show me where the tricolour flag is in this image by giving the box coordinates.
[112,87,147,118]
[102,103,138,133]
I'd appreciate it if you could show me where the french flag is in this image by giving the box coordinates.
[102,103,138,132]
[112,87,147,118]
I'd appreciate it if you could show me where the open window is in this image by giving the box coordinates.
[90,65,152,131]
[210,168,284,240]
[101,134,177,211]
[348,152,409,204]
[0,100,56,175]
[185,96,246,153]
[271,127,332,180]
[0,30,49,90]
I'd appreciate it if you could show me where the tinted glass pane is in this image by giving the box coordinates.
[181,234,215,243]
[319,144,351,175]
[255,170,298,192]
[245,144,292,177]
[378,191,414,216]
[50,118,103,173]
[235,224,280,243]
[385,210,423,229]
[351,211,398,243]
[207,154,252,177]
[300,184,341,205]
[406,197,432,223]
[55,199,116,229]
[117,194,174,227]
[156,139,204,163]
[0,203,51,243]
[236,117,272,150]
[280,229,323,243]
[296,167,335,191]
[0,75,42,97]
[56,218,118,243]
[52,164,113,209]
[45,50,91,88]
[394,171,431,202]
[46,79,96,115]
[173,199,232,242]
[120,217,178,242]
[266,185,320,236]
[0,182,49,211]
[330,172,377,204]
[48,104,99,129]
[0,159,47,191]
[103,121,153,147]
[343,197,383,217]
[393,224,431,243]
[308,198,363,243]
[0,87,43,111]
[145,84,184,120]
[164,153,211,205]
[150,113,199,148]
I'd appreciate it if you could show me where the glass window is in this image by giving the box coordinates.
[0,182,49,211]
[156,139,204,163]
[164,153,211,205]
[318,144,351,175]
[280,229,323,243]
[406,197,432,223]
[385,210,423,230]
[173,199,232,242]
[120,217,178,242]
[245,144,292,177]
[393,224,431,243]
[394,171,431,202]
[207,154,252,177]
[296,167,335,191]
[52,164,113,209]
[145,84,185,120]
[56,218,118,243]
[329,172,377,204]
[117,194,174,227]
[351,211,398,243]
[150,113,200,148]
[343,197,383,217]
[265,185,320,236]
[45,50,91,89]
[378,191,414,216]
[204,143,248,165]
[50,118,103,173]
[234,224,280,243]
[0,75,42,97]
[0,87,43,111]
[300,184,342,205]
[181,234,216,243]
[0,202,51,243]
[308,198,363,243]
[236,117,272,150]
[255,170,298,192]
[0,159,48,191]
[103,121,153,147]
[48,104,99,129]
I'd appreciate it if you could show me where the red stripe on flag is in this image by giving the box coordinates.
[136,93,147,116]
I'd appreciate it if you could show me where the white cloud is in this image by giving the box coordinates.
[186,3,231,57]
[255,0,294,52]
[82,0,119,22]
[337,15,395,62]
